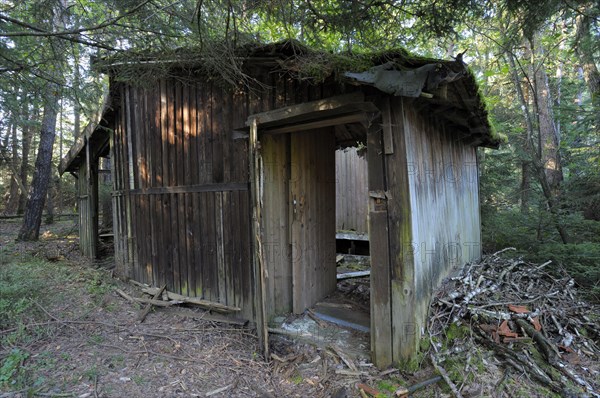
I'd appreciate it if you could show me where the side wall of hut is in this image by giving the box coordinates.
[110,80,253,318]
[396,97,481,358]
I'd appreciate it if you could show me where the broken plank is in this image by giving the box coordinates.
[329,344,358,371]
[337,270,370,280]
[138,284,167,323]
[115,289,181,307]
[141,286,240,312]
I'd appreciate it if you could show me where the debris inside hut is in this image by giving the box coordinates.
[428,248,600,397]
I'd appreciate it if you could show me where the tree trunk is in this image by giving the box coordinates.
[530,33,563,191]
[506,47,569,243]
[520,161,531,213]
[18,101,34,215]
[6,123,20,214]
[17,89,59,240]
[45,166,55,224]
[575,6,600,102]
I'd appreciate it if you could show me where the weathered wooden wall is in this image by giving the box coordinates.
[374,97,481,363]
[402,98,481,346]
[111,80,253,317]
[111,72,344,319]
[335,147,368,234]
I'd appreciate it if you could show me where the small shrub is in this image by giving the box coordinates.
[0,348,29,388]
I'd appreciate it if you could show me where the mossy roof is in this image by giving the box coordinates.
[94,40,503,148]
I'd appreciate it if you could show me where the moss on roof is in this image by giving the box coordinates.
[94,39,503,148]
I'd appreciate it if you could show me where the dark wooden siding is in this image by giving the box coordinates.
[111,72,344,318]
[112,79,253,317]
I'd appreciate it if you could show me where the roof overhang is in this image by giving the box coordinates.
[59,93,113,175]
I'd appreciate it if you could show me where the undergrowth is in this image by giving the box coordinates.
[0,248,114,390]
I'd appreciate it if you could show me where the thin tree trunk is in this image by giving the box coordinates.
[17,88,59,240]
[506,48,569,243]
[45,171,55,224]
[520,161,531,213]
[575,6,600,102]
[6,123,20,213]
[18,101,34,215]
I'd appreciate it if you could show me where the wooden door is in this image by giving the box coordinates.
[290,128,337,313]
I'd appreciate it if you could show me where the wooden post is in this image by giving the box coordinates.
[249,117,269,360]
[367,105,393,368]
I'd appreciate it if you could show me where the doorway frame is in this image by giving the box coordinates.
[246,92,393,365]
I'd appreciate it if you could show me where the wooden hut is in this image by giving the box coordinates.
[60,42,501,367]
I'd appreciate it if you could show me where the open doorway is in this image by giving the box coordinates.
[247,92,385,361]
[257,119,372,357]
[306,145,371,334]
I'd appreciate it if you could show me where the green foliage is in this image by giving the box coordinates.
[0,348,29,388]
[529,242,600,288]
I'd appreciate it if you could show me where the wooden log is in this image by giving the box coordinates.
[138,284,167,323]
[515,318,559,365]
[141,286,241,313]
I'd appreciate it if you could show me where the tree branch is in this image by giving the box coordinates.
[0,0,152,38]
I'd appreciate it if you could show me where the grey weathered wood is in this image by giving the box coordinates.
[335,148,369,235]
[249,117,269,360]
[366,104,393,368]
[137,284,167,322]
[247,92,365,126]
[386,97,416,362]
[261,113,367,135]
[336,270,371,280]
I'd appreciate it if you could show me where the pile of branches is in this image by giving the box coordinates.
[428,248,600,397]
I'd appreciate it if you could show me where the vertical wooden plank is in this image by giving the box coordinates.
[167,80,176,187]
[177,191,188,295]
[239,189,253,320]
[249,117,269,360]
[202,193,216,301]
[162,193,173,290]
[230,190,241,308]
[211,85,224,183]
[221,191,235,306]
[215,192,226,303]
[160,79,169,187]
[170,193,181,293]
[221,90,231,182]
[260,134,292,317]
[387,98,416,362]
[367,100,393,368]
[192,192,202,298]
[175,81,184,186]
[185,192,196,297]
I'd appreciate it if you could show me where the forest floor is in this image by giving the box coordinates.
[0,220,598,398]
